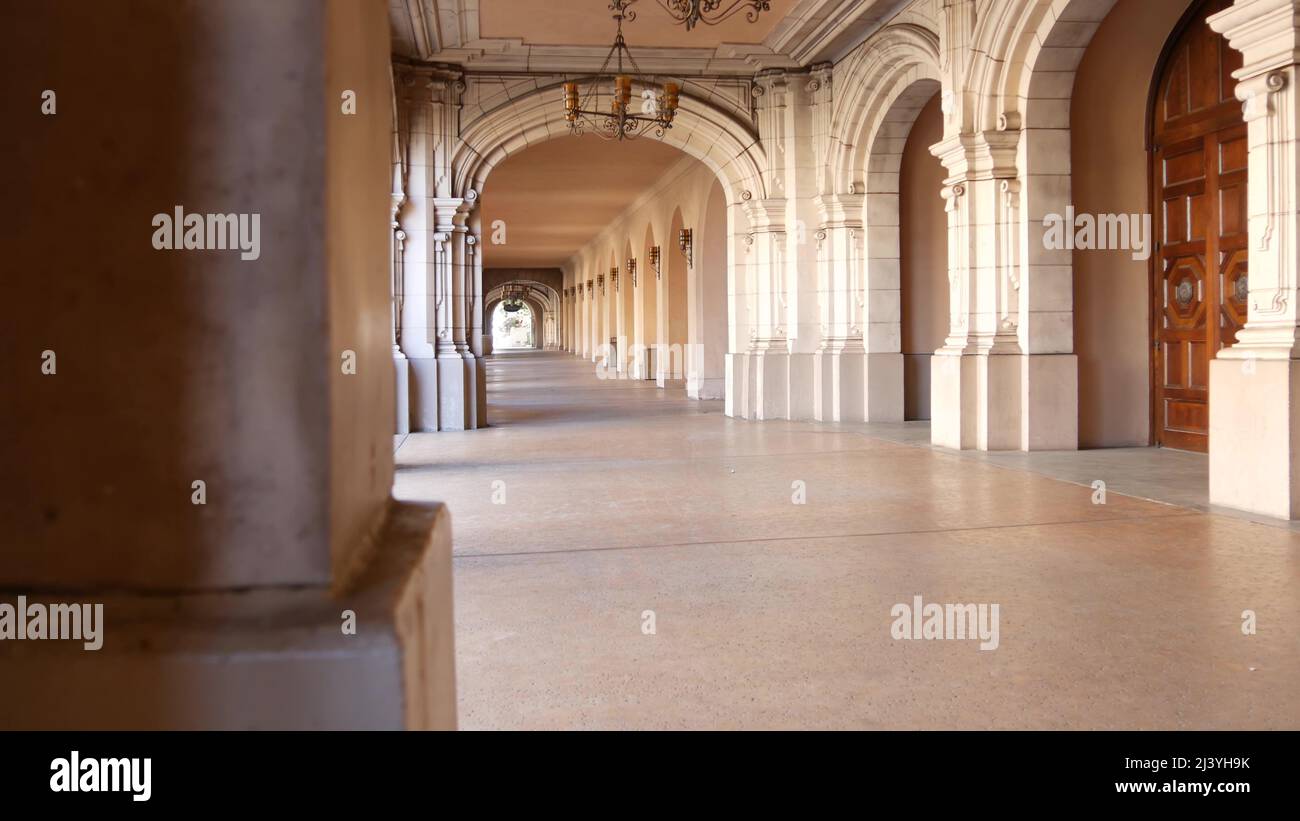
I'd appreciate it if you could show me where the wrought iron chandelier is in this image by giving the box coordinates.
[658,0,772,31]
[563,1,680,141]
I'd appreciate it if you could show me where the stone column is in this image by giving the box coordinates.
[778,70,828,420]
[396,69,442,430]
[467,208,486,426]
[431,197,478,430]
[812,196,861,423]
[929,131,1035,450]
[583,278,594,359]
[1209,0,1300,517]
[391,195,410,435]
[613,266,627,374]
[741,197,791,420]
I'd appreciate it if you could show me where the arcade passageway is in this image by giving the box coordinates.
[395,352,1300,729]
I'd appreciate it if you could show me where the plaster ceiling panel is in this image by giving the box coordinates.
[478,0,799,49]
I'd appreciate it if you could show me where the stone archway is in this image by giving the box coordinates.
[813,23,942,423]
[448,76,766,410]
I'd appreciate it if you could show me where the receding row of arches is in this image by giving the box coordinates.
[559,171,728,400]
[414,0,1246,457]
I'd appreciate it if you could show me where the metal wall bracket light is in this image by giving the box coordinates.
[678,228,693,269]
[656,0,772,30]
[597,274,606,295]
[627,257,637,288]
[648,245,661,280]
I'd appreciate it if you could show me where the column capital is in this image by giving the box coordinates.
[393,63,466,106]
[815,192,864,227]
[930,130,1019,182]
[1210,0,1300,78]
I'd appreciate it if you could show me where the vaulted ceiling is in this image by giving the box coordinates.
[479,135,692,269]
[390,0,908,73]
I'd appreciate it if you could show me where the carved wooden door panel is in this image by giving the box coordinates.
[1151,0,1245,452]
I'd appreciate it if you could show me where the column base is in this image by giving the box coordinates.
[726,352,748,418]
[932,351,1078,450]
[747,346,790,421]
[1021,353,1077,451]
[1210,357,1300,519]
[0,502,456,729]
[931,350,1021,450]
[813,348,904,422]
[408,356,440,432]
[436,353,477,431]
[394,353,410,435]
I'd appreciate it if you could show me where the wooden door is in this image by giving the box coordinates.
[1150,0,1246,453]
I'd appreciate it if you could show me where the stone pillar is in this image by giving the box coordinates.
[392,197,411,435]
[2,0,454,729]
[431,197,478,430]
[779,70,827,421]
[741,198,791,420]
[812,196,862,423]
[396,69,443,430]
[930,131,1040,450]
[583,278,594,359]
[467,208,486,426]
[613,267,627,373]
[1208,0,1300,518]
[727,202,755,418]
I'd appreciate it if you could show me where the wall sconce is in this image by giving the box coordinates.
[586,280,593,295]
[597,274,605,295]
[627,257,637,288]
[678,228,693,269]
[648,245,661,280]
[612,270,619,291]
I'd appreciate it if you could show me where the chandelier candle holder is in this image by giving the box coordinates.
[562,0,680,141]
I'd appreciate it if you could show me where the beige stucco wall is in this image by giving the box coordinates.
[900,93,948,421]
[1072,0,1195,448]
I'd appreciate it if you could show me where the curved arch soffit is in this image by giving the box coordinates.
[485,280,560,315]
[968,0,1121,132]
[830,24,941,193]
[453,80,768,207]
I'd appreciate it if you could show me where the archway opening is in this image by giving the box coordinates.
[691,178,729,400]
[637,222,659,380]
[899,86,947,421]
[492,300,536,350]
[1068,0,1237,450]
[663,206,689,386]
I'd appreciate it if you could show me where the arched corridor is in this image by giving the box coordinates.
[396,348,1300,728]
[9,0,1300,742]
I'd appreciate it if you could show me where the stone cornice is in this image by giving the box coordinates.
[1209,0,1300,78]
[391,0,906,75]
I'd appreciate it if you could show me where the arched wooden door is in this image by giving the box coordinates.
[1150,0,1246,453]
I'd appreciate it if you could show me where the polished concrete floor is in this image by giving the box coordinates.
[394,350,1300,729]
